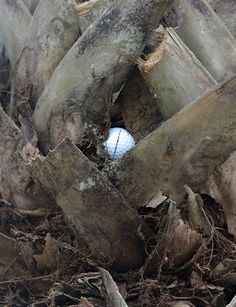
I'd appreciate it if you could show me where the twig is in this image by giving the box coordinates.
[0,272,57,285]
[0,256,19,280]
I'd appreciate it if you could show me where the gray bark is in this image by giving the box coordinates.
[0,108,54,209]
[0,0,31,67]
[105,75,236,208]
[206,152,236,238]
[166,0,236,82]
[32,0,173,152]
[31,139,148,271]
[118,26,216,140]
[17,0,81,104]
[139,27,217,119]
[118,67,163,141]
[207,0,236,39]
[22,0,40,14]
[77,0,115,33]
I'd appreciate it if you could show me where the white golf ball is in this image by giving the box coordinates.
[103,128,135,160]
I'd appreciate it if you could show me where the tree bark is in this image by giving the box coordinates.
[139,27,217,119]
[17,0,81,104]
[31,138,148,271]
[207,0,236,39]
[77,0,115,33]
[0,108,54,209]
[166,0,236,82]
[22,0,40,14]
[118,26,216,140]
[118,67,163,141]
[106,75,236,208]
[206,152,236,238]
[32,0,173,152]
[0,0,31,67]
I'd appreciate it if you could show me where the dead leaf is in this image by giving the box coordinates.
[34,233,58,273]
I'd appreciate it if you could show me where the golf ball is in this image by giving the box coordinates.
[103,128,135,160]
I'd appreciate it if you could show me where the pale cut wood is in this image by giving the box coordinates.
[106,75,236,209]
[32,0,173,152]
[166,0,236,82]
[31,139,147,271]
[139,27,217,119]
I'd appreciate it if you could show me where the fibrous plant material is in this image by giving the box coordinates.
[143,202,202,275]
[32,0,173,152]
[107,75,236,209]
[31,138,148,271]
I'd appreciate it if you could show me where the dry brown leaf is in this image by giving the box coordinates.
[34,233,58,273]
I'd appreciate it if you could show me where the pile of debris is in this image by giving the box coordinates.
[0,0,236,306]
